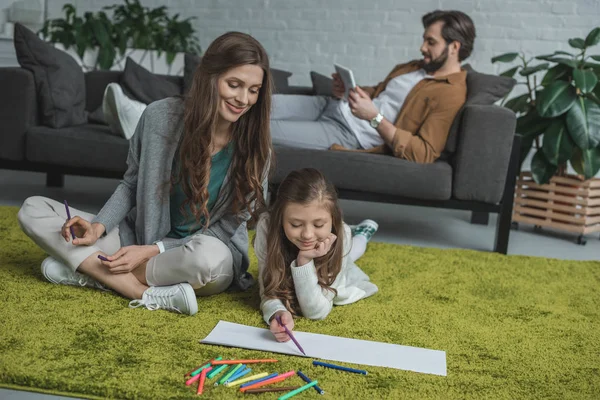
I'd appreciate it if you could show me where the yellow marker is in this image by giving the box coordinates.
[224,371,269,387]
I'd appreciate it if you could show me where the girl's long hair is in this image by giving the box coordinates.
[262,168,344,315]
[176,31,273,226]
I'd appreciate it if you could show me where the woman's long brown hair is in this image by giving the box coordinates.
[262,168,344,316]
[176,31,273,227]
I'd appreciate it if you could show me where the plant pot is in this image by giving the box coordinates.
[512,171,600,239]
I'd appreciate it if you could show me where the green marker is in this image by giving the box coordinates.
[216,363,243,386]
[207,364,229,380]
[278,380,318,400]
[190,356,223,377]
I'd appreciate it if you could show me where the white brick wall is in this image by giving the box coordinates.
[36,0,600,86]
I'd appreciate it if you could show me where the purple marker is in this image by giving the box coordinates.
[276,314,306,355]
[98,255,109,262]
[63,200,76,239]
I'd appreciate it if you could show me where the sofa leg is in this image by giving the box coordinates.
[493,135,521,254]
[46,173,64,188]
[470,211,489,225]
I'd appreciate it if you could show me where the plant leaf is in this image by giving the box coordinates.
[573,68,598,94]
[531,149,558,184]
[516,109,551,137]
[500,66,519,78]
[542,119,575,165]
[591,55,600,62]
[542,57,578,68]
[566,97,600,149]
[491,52,519,63]
[537,81,577,117]
[568,38,586,49]
[519,63,550,76]
[554,50,574,56]
[518,134,535,170]
[505,93,530,113]
[541,64,571,86]
[570,147,600,178]
[585,27,600,47]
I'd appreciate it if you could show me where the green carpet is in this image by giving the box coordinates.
[1,206,599,399]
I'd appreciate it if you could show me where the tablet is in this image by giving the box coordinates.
[334,63,357,100]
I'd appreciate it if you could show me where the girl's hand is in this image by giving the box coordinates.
[270,311,294,342]
[99,245,159,274]
[296,233,337,266]
[62,217,101,246]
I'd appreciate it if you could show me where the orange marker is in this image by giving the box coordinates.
[211,359,278,365]
[197,367,211,395]
[239,370,295,392]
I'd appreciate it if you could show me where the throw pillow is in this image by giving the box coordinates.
[183,53,293,94]
[310,71,334,96]
[13,23,87,128]
[445,65,516,153]
[120,57,181,105]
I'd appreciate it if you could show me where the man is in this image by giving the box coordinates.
[270,10,476,163]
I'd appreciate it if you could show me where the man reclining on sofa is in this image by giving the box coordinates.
[270,9,475,164]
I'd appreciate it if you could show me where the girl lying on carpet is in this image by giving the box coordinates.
[254,168,379,342]
[17,32,273,316]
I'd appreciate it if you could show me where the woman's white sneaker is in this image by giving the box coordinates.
[41,257,108,291]
[129,283,198,315]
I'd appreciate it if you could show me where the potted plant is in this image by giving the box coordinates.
[492,27,600,243]
[40,0,201,73]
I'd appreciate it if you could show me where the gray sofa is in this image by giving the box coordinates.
[0,67,519,254]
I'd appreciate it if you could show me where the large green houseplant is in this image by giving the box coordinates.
[492,27,600,184]
[40,0,201,71]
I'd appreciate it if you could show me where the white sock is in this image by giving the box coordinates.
[349,234,368,262]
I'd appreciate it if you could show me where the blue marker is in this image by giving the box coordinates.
[297,370,325,395]
[239,372,277,388]
[226,366,251,383]
[312,360,368,375]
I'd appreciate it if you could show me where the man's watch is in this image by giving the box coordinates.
[370,112,384,128]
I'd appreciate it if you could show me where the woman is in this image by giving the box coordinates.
[17,32,273,316]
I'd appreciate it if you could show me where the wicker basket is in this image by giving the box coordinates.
[512,171,600,242]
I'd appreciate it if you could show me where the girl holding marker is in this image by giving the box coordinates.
[254,168,379,342]
[18,32,273,315]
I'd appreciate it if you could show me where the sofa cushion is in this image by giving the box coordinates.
[120,57,182,104]
[272,147,452,201]
[26,124,128,173]
[310,71,334,96]
[445,65,516,153]
[183,53,293,94]
[13,23,87,128]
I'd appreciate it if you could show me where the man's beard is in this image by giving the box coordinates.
[422,45,449,73]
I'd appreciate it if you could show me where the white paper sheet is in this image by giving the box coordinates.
[200,321,446,376]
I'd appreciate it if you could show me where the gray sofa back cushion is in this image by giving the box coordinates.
[13,23,87,128]
[120,57,182,104]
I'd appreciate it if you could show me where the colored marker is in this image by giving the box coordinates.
[240,370,295,392]
[245,386,300,394]
[278,381,318,400]
[239,372,278,388]
[216,363,243,386]
[190,356,223,377]
[63,200,76,239]
[226,366,250,383]
[97,254,109,262]
[297,370,325,395]
[185,371,203,386]
[184,358,213,377]
[206,363,228,379]
[313,360,368,375]
[276,314,306,355]
[211,359,278,365]
[226,372,270,387]
[197,366,211,395]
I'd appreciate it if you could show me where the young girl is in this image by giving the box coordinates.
[254,168,379,342]
[17,32,273,316]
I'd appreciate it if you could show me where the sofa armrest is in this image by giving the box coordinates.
[452,104,517,204]
[0,67,38,161]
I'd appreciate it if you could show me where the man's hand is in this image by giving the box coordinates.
[331,73,345,99]
[99,245,159,274]
[269,311,294,342]
[348,86,379,121]
[296,233,337,266]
